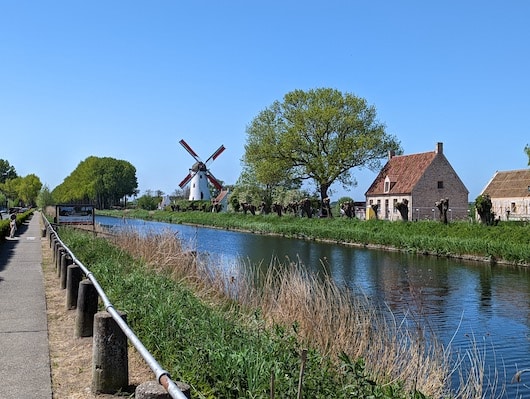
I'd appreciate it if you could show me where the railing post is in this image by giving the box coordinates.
[60,253,72,288]
[92,311,129,394]
[66,264,83,309]
[57,246,67,274]
[75,280,99,337]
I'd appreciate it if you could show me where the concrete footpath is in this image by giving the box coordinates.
[0,211,52,399]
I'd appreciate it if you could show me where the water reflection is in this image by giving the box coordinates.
[98,215,530,395]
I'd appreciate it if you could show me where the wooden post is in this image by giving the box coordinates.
[66,264,83,309]
[92,311,128,394]
[75,280,98,337]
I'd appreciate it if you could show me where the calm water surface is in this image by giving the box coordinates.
[98,215,530,396]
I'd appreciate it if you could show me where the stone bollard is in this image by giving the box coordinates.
[75,280,99,337]
[135,380,191,399]
[92,311,128,394]
[66,264,83,310]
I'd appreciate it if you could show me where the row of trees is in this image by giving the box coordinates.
[52,156,138,209]
[0,159,42,209]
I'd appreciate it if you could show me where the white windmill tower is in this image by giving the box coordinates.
[178,139,226,201]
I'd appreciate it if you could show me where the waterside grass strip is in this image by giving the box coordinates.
[98,210,530,265]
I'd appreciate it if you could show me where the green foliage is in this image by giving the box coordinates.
[52,156,138,208]
[0,159,17,182]
[37,184,55,209]
[136,194,159,210]
[59,228,425,398]
[17,174,42,206]
[475,194,494,225]
[525,144,530,166]
[0,209,34,240]
[0,174,43,207]
[242,88,401,201]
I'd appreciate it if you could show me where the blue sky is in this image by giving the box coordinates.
[1,1,528,201]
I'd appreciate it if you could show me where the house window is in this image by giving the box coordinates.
[437,181,444,189]
[511,202,516,213]
[384,181,390,192]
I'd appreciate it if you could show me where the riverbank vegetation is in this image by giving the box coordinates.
[58,226,478,398]
[98,209,530,265]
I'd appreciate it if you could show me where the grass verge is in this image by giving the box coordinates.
[56,226,468,398]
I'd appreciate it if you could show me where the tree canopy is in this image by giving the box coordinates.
[0,160,42,208]
[525,144,530,166]
[0,159,18,183]
[242,88,401,202]
[52,156,138,209]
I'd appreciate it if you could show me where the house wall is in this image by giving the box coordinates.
[412,155,469,220]
[367,194,412,221]
[491,197,530,220]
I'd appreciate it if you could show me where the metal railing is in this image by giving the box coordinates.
[42,214,188,399]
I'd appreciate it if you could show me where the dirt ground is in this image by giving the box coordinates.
[42,236,154,398]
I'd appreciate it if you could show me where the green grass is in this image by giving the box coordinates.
[60,227,435,399]
[99,209,530,265]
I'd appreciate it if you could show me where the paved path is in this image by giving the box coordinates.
[0,211,52,399]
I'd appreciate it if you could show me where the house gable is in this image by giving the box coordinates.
[365,152,436,196]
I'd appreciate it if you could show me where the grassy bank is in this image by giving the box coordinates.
[98,209,530,265]
[58,227,463,398]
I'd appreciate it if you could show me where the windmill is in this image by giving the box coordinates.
[178,139,226,201]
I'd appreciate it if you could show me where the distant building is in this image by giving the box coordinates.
[480,169,530,221]
[365,142,469,221]
[212,189,230,212]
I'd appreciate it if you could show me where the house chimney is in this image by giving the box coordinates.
[435,142,443,154]
[388,150,395,160]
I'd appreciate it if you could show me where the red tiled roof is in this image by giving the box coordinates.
[482,169,530,198]
[365,151,437,195]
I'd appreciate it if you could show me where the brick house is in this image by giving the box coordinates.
[480,169,530,221]
[365,142,469,221]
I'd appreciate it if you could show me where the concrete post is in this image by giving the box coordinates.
[56,246,66,275]
[135,380,191,399]
[75,280,99,337]
[66,265,83,310]
[92,311,128,394]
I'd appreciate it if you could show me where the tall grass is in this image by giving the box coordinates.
[110,228,464,398]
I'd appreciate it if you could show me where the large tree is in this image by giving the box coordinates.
[243,88,401,202]
[0,159,18,182]
[525,144,530,166]
[52,156,138,209]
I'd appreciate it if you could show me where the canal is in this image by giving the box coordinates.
[98,215,530,397]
